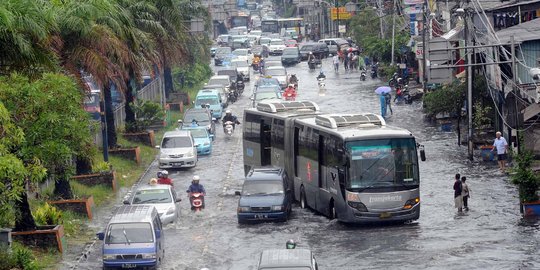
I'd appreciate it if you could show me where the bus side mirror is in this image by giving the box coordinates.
[418,144,426,161]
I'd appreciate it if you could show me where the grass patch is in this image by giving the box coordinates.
[34,248,62,270]
[70,181,112,207]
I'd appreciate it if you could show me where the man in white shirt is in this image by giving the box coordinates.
[492,131,508,173]
[332,54,339,72]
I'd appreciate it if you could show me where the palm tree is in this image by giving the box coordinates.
[0,0,58,77]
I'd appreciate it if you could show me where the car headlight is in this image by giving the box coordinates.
[272,205,284,211]
[159,153,168,159]
[141,253,157,259]
[103,254,116,260]
[237,206,250,213]
[186,151,194,157]
[166,207,175,215]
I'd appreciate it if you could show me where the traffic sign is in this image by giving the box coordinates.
[331,7,352,20]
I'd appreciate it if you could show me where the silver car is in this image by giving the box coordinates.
[157,130,197,169]
[231,59,251,81]
[125,184,182,225]
[265,66,288,89]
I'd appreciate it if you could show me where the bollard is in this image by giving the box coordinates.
[0,228,12,248]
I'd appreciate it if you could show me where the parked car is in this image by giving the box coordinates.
[124,183,181,225]
[318,38,349,55]
[236,167,292,223]
[97,205,164,270]
[268,39,286,55]
[231,59,251,81]
[181,108,216,135]
[257,249,319,270]
[157,130,197,169]
[232,48,253,64]
[214,47,232,66]
[181,127,213,155]
[265,66,288,89]
[281,47,301,66]
[299,42,329,60]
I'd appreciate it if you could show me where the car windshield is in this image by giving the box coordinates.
[161,136,192,148]
[282,49,298,55]
[242,180,284,195]
[252,46,263,54]
[300,45,313,51]
[270,40,284,45]
[266,69,286,76]
[260,38,271,44]
[188,129,208,138]
[257,78,279,86]
[232,61,249,67]
[195,97,219,106]
[216,48,231,55]
[132,188,172,204]
[257,91,281,101]
[106,223,153,244]
[233,50,248,56]
[208,78,229,86]
[346,138,419,190]
[184,112,209,123]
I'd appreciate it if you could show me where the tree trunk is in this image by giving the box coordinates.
[75,155,93,175]
[457,114,461,146]
[124,72,136,132]
[53,165,73,200]
[164,66,173,99]
[14,191,37,231]
[104,84,117,148]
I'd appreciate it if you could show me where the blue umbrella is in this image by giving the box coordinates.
[375,86,391,95]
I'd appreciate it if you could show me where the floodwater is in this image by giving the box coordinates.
[65,55,539,270]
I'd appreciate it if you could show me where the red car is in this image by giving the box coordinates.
[285,39,298,47]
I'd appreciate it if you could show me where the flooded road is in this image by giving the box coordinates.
[69,56,539,270]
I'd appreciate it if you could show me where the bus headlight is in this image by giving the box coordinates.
[403,197,420,210]
[347,201,368,212]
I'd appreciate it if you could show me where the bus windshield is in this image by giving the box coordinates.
[346,138,419,190]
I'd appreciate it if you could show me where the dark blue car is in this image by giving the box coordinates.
[236,167,292,224]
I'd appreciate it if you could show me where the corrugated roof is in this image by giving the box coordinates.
[496,18,540,44]
[484,0,540,11]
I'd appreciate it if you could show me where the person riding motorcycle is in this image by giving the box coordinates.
[190,119,199,127]
[317,71,326,80]
[283,84,297,100]
[157,170,173,186]
[222,110,241,130]
[288,74,298,87]
[286,239,296,249]
[186,175,205,209]
[307,51,315,62]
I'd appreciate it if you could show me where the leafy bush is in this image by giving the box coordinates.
[511,150,540,202]
[423,81,465,118]
[379,64,399,79]
[92,161,111,173]
[126,100,165,132]
[173,60,212,90]
[33,203,62,226]
[0,243,40,270]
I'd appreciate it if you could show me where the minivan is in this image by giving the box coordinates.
[98,205,164,270]
[194,89,224,119]
[299,42,329,60]
[257,249,319,270]
[318,38,349,54]
[157,130,197,169]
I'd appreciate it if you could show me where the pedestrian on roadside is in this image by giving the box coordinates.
[453,173,463,212]
[461,176,470,211]
[379,94,387,118]
[384,92,393,115]
[332,54,339,72]
[492,131,509,173]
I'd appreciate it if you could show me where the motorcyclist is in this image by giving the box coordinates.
[286,239,296,249]
[288,74,298,87]
[307,51,315,62]
[222,110,241,130]
[157,170,174,186]
[317,71,326,80]
[284,84,297,100]
[190,119,199,127]
[186,175,205,209]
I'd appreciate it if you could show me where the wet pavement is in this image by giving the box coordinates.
[67,56,539,270]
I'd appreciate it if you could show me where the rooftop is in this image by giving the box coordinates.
[496,18,540,44]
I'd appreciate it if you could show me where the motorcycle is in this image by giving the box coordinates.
[317,77,326,89]
[360,69,366,81]
[236,80,245,93]
[370,63,378,78]
[223,121,234,136]
[189,192,204,212]
[402,85,412,104]
[284,90,296,101]
[308,58,321,70]
[228,90,237,103]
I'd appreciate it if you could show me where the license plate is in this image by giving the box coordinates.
[379,212,391,219]
[122,264,137,268]
[254,214,268,219]
[171,162,184,166]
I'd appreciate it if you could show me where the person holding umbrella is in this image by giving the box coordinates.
[375,86,392,118]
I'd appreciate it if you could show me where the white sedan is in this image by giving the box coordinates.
[265,66,288,89]
[232,48,253,65]
[268,39,286,55]
[231,59,251,81]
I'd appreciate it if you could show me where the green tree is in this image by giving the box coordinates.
[0,73,94,230]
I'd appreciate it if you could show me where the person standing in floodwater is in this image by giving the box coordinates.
[461,176,470,211]
[453,173,463,212]
[492,131,509,173]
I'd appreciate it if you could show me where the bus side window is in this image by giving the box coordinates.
[294,127,300,177]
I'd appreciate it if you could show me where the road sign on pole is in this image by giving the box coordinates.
[331,7,352,20]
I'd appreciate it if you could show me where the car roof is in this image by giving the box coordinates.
[266,66,285,70]
[197,89,220,96]
[246,167,284,181]
[203,84,225,89]
[163,130,191,138]
[270,38,283,41]
[210,75,230,80]
[185,108,210,114]
[109,205,157,224]
[258,249,313,268]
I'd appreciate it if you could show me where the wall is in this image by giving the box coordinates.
[517,40,540,84]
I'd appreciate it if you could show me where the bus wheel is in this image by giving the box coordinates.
[329,202,336,220]
[300,187,307,209]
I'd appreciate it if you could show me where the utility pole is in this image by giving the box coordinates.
[511,35,520,154]
[99,94,109,162]
[391,0,396,65]
[335,0,340,37]
[463,7,474,161]
[377,0,384,38]
[422,0,427,93]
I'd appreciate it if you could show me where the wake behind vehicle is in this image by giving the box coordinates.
[97,205,164,270]
[242,101,425,224]
[236,167,292,224]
